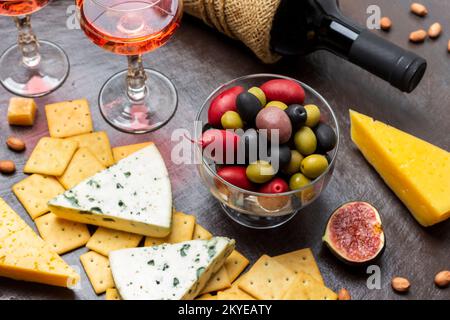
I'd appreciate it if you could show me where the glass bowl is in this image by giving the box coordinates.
[195,74,340,229]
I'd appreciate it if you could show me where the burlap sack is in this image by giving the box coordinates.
[183,0,282,63]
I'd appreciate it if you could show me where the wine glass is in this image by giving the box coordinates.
[77,0,182,134]
[0,0,70,97]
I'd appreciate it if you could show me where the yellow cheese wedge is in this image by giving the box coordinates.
[350,110,450,226]
[0,198,80,287]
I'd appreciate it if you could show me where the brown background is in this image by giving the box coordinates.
[0,0,449,300]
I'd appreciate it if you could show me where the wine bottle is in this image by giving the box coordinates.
[271,0,427,93]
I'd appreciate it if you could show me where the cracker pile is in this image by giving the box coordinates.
[11,98,336,300]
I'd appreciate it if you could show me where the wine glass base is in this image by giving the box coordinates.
[99,68,178,134]
[219,202,298,229]
[0,40,69,97]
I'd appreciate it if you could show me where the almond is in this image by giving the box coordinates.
[337,288,351,300]
[409,29,427,43]
[434,270,450,288]
[6,136,26,152]
[410,3,428,17]
[0,160,16,174]
[392,277,410,293]
[428,23,442,39]
[380,17,392,31]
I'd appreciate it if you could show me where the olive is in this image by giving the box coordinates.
[236,92,262,122]
[217,166,254,190]
[289,173,311,190]
[260,79,305,105]
[282,150,304,175]
[314,123,337,153]
[267,144,292,169]
[285,104,307,129]
[248,87,266,106]
[304,104,321,127]
[202,123,214,133]
[246,161,276,184]
[221,111,244,129]
[237,128,259,164]
[256,106,292,144]
[266,101,288,111]
[301,154,329,179]
[208,86,244,127]
[294,127,317,156]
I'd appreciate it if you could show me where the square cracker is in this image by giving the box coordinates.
[144,211,196,246]
[193,224,213,240]
[35,213,90,254]
[80,251,115,294]
[66,132,114,167]
[273,248,324,285]
[12,174,65,220]
[112,142,153,163]
[24,137,78,176]
[57,147,106,189]
[45,99,93,138]
[224,250,249,283]
[282,272,337,300]
[106,288,121,300]
[217,285,255,300]
[238,255,296,300]
[86,227,142,256]
[200,266,231,295]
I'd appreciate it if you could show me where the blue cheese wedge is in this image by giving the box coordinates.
[48,144,172,237]
[109,237,235,300]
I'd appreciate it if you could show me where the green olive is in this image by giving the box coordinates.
[246,161,275,184]
[301,154,329,179]
[289,173,311,190]
[266,101,288,111]
[304,104,321,127]
[248,87,267,106]
[221,111,244,129]
[283,150,304,175]
[294,127,317,156]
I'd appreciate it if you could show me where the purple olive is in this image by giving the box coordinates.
[255,106,292,144]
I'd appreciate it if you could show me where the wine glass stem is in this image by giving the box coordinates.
[13,15,41,68]
[127,55,147,102]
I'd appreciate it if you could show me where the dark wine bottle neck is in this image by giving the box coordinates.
[271,0,427,93]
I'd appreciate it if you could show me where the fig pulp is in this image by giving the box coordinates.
[323,202,385,265]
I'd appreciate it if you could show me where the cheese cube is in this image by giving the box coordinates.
[7,97,37,126]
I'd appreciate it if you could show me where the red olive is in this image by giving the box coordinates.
[217,166,254,190]
[201,129,240,164]
[208,86,245,127]
[258,177,289,194]
[260,79,305,105]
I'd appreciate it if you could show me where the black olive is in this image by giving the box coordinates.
[260,143,292,169]
[271,144,292,168]
[236,92,262,123]
[285,104,307,129]
[314,123,337,153]
[202,123,215,133]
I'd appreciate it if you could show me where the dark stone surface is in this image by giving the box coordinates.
[0,0,448,300]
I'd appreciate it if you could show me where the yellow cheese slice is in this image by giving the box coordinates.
[350,110,450,226]
[0,198,80,288]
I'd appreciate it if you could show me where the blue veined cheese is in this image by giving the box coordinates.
[109,237,235,300]
[48,144,172,237]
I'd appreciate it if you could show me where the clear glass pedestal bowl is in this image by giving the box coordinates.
[195,74,340,229]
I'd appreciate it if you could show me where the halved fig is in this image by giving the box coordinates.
[323,202,385,265]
